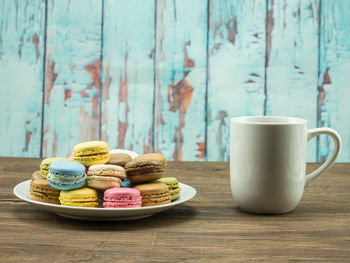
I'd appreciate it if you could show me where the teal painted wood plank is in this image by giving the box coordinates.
[266,0,319,162]
[42,0,102,157]
[101,0,155,154]
[0,0,45,157]
[155,0,208,161]
[318,0,350,162]
[207,0,266,161]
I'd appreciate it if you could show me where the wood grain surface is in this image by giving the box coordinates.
[1,157,349,262]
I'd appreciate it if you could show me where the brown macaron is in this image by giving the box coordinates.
[125,153,168,183]
[30,179,60,204]
[134,183,171,207]
[108,153,132,167]
[31,170,44,181]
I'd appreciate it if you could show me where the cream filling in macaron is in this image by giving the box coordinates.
[87,176,122,190]
[87,164,126,179]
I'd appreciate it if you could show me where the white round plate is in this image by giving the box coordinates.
[13,180,196,221]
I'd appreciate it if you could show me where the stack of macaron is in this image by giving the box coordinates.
[30,141,181,208]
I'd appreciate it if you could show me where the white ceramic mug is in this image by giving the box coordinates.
[230,116,341,214]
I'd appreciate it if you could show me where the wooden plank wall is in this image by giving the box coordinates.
[266,0,319,161]
[318,0,350,162]
[155,0,207,160]
[0,0,46,157]
[101,0,155,155]
[0,0,349,162]
[43,0,102,157]
[207,0,266,161]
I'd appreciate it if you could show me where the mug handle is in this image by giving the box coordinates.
[305,128,342,188]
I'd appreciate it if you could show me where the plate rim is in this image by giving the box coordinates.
[13,180,197,211]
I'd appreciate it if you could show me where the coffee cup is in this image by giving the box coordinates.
[230,116,341,214]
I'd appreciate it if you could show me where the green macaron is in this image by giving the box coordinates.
[40,157,72,179]
[154,177,180,201]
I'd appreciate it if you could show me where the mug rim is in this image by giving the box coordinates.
[231,116,307,125]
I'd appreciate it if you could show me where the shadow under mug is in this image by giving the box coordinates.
[230,116,342,214]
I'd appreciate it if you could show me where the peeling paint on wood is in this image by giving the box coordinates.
[42,0,102,157]
[318,0,350,162]
[155,0,207,161]
[207,0,266,161]
[1,1,350,162]
[0,0,45,157]
[101,0,155,154]
[266,0,319,162]
[196,141,205,159]
[143,128,153,154]
[45,56,58,104]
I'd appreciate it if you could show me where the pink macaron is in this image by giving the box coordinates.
[103,188,142,208]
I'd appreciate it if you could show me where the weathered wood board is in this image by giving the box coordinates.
[207,0,266,161]
[318,0,350,162]
[3,159,350,262]
[0,0,349,162]
[42,0,102,157]
[0,0,46,157]
[154,0,208,161]
[266,0,319,162]
[101,0,155,155]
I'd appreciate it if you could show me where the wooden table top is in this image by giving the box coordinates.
[1,157,349,262]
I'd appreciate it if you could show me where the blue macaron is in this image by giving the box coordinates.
[121,179,133,188]
[47,161,87,190]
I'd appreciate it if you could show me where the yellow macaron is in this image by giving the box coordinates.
[73,141,110,166]
[59,187,99,207]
